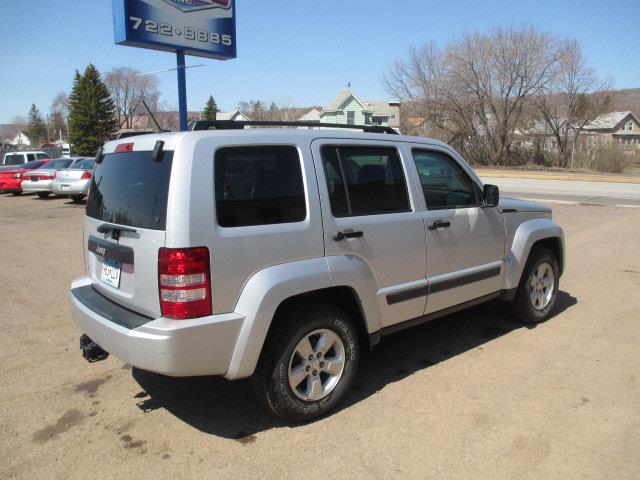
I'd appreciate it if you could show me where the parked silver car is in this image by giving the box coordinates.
[50,157,95,202]
[69,123,565,422]
[21,157,85,198]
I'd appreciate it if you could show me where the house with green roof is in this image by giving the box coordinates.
[320,88,401,131]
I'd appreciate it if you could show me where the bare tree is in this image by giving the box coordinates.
[535,40,611,168]
[385,26,559,165]
[104,67,161,129]
[50,92,70,141]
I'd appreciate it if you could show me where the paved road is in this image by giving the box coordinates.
[479,176,640,207]
[2,194,640,479]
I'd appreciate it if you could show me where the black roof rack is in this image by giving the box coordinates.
[188,120,399,135]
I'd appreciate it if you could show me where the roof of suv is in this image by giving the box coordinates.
[102,129,450,155]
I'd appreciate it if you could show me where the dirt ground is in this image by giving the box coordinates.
[1,193,639,479]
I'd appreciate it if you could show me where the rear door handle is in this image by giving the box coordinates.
[334,230,364,241]
[428,220,451,230]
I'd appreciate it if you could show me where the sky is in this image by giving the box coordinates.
[1,0,639,123]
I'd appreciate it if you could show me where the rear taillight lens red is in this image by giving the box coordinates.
[158,247,212,320]
[81,171,92,180]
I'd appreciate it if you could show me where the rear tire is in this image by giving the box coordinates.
[37,192,50,199]
[512,246,559,325]
[251,304,359,423]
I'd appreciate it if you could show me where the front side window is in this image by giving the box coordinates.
[215,146,306,227]
[321,146,410,217]
[412,150,480,209]
[27,154,36,161]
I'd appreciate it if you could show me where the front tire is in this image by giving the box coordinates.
[37,192,50,199]
[251,304,359,423]
[512,246,559,325]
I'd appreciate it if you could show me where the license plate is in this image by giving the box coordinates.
[60,184,70,191]
[101,258,122,288]
[31,177,38,182]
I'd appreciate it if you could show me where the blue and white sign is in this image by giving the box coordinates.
[112,0,236,60]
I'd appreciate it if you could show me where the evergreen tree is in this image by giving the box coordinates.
[202,95,219,121]
[68,64,117,156]
[27,104,47,145]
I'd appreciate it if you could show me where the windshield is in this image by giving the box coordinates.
[86,151,173,230]
[3,154,23,165]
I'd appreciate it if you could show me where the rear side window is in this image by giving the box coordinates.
[321,146,410,217]
[3,154,23,165]
[36,153,49,160]
[27,154,36,161]
[215,146,306,227]
[86,151,174,230]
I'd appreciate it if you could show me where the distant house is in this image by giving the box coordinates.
[514,119,569,153]
[216,109,250,122]
[363,101,401,130]
[296,107,322,123]
[581,111,640,150]
[320,88,401,131]
[1,129,31,147]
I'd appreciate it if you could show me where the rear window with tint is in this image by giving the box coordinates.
[86,151,173,230]
[4,154,23,165]
[215,146,306,227]
[46,159,73,169]
[75,158,95,170]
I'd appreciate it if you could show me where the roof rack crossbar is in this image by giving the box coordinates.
[188,120,399,135]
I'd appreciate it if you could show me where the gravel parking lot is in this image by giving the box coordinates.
[1,193,639,479]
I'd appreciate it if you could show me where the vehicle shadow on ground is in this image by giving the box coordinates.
[132,291,577,440]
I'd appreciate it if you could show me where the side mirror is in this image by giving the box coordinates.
[483,184,499,207]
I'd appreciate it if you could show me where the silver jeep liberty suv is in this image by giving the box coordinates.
[69,121,565,422]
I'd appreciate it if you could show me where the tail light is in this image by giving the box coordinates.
[115,143,134,153]
[158,247,212,319]
[81,171,92,180]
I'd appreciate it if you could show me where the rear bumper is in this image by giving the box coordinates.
[21,180,53,193]
[51,180,89,196]
[0,180,21,192]
[68,276,244,377]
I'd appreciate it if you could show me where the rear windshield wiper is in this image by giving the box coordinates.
[97,223,137,240]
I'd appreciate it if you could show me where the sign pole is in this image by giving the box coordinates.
[177,50,188,131]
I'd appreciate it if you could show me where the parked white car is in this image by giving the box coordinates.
[21,157,84,198]
[50,157,95,202]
